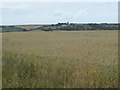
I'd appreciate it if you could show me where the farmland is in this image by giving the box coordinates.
[1,23,118,32]
[2,30,118,88]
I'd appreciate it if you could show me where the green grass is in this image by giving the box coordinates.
[2,30,118,88]
[2,26,26,32]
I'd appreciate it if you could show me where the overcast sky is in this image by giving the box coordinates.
[0,2,118,25]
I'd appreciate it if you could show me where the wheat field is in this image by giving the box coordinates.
[2,30,118,88]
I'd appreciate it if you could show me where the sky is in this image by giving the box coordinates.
[0,2,118,25]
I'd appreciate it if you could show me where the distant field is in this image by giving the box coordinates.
[2,30,118,88]
[16,25,43,30]
[0,28,2,32]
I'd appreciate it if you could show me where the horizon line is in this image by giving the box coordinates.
[0,22,118,26]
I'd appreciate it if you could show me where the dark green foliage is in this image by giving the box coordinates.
[41,23,118,31]
[1,23,118,32]
[58,24,118,31]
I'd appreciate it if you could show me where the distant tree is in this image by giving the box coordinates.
[48,28,51,30]
[9,26,14,27]
[23,29,27,32]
